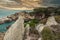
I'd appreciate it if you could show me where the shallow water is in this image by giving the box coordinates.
[0,8,32,18]
[0,21,15,32]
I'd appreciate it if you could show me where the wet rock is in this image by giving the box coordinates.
[7,15,18,21]
[0,32,5,40]
[4,18,12,23]
[0,17,12,24]
[0,20,4,24]
[6,25,11,30]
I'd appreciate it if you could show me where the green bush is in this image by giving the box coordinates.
[41,27,56,40]
[24,19,39,27]
[55,16,60,23]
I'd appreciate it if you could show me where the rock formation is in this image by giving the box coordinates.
[35,24,45,33]
[23,24,30,40]
[0,17,12,24]
[4,16,24,40]
[46,16,58,26]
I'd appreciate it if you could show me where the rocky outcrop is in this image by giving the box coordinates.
[35,24,45,33]
[50,24,60,33]
[4,16,24,40]
[46,16,58,26]
[0,17,12,24]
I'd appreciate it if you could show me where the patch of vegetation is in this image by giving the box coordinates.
[55,16,60,23]
[24,19,39,27]
[41,27,56,40]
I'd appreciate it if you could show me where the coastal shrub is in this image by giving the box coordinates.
[55,16,60,23]
[41,27,56,40]
[33,7,52,18]
[24,19,39,27]
[29,19,39,27]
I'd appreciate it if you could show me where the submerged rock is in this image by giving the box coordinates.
[4,16,25,40]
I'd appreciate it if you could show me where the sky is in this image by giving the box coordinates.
[41,0,60,6]
[0,0,60,7]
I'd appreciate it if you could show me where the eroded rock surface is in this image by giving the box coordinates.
[46,16,58,26]
[4,16,24,40]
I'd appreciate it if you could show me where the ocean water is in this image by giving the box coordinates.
[0,9,32,18]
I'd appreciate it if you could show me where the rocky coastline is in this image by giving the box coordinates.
[0,7,60,40]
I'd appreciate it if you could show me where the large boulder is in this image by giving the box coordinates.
[46,16,58,26]
[0,17,12,24]
[35,24,45,33]
[0,20,4,24]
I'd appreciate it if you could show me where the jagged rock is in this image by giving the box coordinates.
[4,16,25,40]
[4,18,12,22]
[6,25,11,30]
[23,24,30,40]
[38,38,42,40]
[0,20,4,24]
[0,17,12,24]
[35,24,45,33]
[46,16,58,26]
[50,24,60,32]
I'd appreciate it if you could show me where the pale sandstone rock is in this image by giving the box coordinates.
[46,16,58,26]
[4,16,24,40]
[35,24,45,33]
